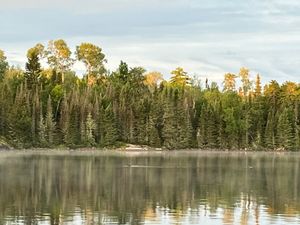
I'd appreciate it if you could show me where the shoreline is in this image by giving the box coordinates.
[1,141,296,153]
[0,147,297,155]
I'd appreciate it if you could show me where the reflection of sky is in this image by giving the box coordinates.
[5,202,300,225]
[1,0,300,83]
[144,202,300,225]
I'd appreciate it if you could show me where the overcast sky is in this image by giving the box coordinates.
[1,0,300,83]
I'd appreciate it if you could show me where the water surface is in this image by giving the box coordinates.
[0,151,299,225]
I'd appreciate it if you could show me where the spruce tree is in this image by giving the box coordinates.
[161,93,177,149]
[25,47,42,90]
[45,97,56,146]
[255,74,262,97]
[0,50,8,80]
[264,111,276,149]
[101,105,118,146]
[8,83,32,147]
[85,113,96,146]
[197,105,208,148]
[147,96,163,147]
[206,106,219,148]
[60,93,72,146]
[276,108,294,150]
[38,114,47,147]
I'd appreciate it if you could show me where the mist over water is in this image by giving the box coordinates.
[0,151,299,225]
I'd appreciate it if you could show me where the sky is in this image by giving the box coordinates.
[1,0,300,83]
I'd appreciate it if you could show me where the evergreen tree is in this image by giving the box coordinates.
[8,84,32,147]
[85,113,96,146]
[1,40,300,151]
[25,46,42,89]
[197,104,208,147]
[162,100,177,149]
[147,94,163,147]
[205,106,220,148]
[255,74,262,97]
[38,114,47,147]
[101,105,118,146]
[161,87,193,149]
[31,90,40,145]
[45,97,56,146]
[276,108,294,150]
[264,111,276,149]
[60,93,72,146]
[0,50,8,80]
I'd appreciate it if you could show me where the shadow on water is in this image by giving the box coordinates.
[0,151,299,224]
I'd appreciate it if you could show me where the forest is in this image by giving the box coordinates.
[0,39,299,150]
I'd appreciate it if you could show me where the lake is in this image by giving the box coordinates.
[0,151,299,225]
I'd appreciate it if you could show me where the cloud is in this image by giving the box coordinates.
[0,0,187,13]
[1,0,300,84]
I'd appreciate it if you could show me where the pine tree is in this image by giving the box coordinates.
[161,87,193,149]
[31,90,40,146]
[38,114,47,147]
[85,113,96,146]
[206,106,220,148]
[25,47,42,89]
[8,83,32,147]
[182,109,193,148]
[255,74,262,97]
[276,108,294,150]
[101,105,118,146]
[60,94,72,146]
[161,94,177,149]
[93,96,101,144]
[3,40,300,152]
[147,114,162,147]
[69,105,81,147]
[147,96,163,147]
[0,50,8,80]
[45,97,56,146]
[264,111,276,149]
[197,105,208,148]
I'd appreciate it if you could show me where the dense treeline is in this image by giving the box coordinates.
[0,40,299,150]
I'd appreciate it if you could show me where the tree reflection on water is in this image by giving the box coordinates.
[0,151,299,225]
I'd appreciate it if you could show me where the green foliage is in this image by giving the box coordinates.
[7,84,32,148]
[76,43,106,82]
[85,113,96,146]
[46,40,74,84]
[0,50,9,80]
[25,46,42,89]
[101,105,119,146]
[161,87,193,149]
[239,67,251,97]
[223,73,236,92]
[50,85,64,104]
[38,115,47,147]
[170,67,190,86]
[276,108,294,150]
[45,97,56,146]
[0,40,300,150]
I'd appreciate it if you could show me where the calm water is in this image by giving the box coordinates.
[0,151,299,225]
